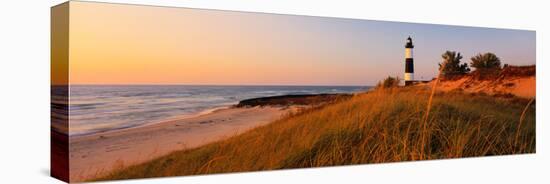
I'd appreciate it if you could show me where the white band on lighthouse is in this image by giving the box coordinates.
[404,36,415,85]
[404,73,414,81]
[405,48,413,59]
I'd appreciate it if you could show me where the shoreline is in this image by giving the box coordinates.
[70,105,298,181]
[67,93,350,182]
[69,104,235,137]
[69,93,353,137]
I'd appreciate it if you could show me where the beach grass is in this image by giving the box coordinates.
[94,87,535,181]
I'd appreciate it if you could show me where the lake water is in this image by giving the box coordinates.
[62,85,369,136]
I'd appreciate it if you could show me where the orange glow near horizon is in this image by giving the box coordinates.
[69,2,367,85]
[66,2,535,85]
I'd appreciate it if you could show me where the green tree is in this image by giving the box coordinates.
[470,52,501,71]
[439,51,470,77]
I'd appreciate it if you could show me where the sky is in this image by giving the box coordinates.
[62,1,536,86]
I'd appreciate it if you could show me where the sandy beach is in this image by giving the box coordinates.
[69,106,295,181]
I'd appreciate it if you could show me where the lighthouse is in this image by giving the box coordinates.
[404,36,414,86]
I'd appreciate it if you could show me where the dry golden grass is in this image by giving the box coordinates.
[94,87,535,181]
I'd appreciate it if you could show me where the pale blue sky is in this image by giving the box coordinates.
[266,13,536,83]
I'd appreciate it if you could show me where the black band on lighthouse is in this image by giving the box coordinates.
[405,58,414,73]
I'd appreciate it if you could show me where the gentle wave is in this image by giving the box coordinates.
[64,85,369,136]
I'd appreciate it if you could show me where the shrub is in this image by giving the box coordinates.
[376,76,400,89]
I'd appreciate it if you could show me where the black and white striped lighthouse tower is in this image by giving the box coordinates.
[404,36,414,86]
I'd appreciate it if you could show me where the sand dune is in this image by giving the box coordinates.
[436,76,535,98]
[422,65,536,98]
